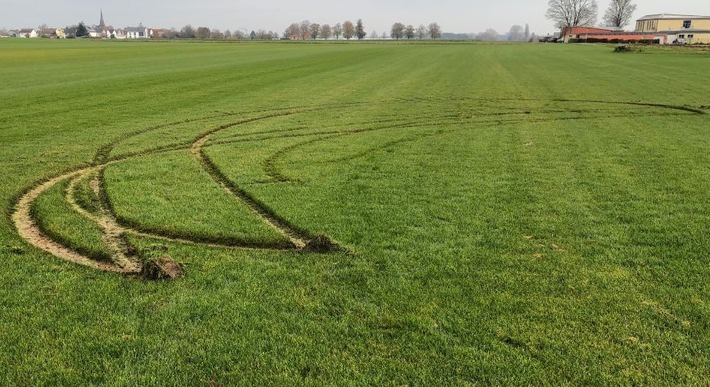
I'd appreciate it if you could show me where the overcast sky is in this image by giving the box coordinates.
[2,1,709,36]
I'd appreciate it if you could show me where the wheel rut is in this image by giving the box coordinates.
[191,131,309,249]
[12,168,131,273]
[10,99,705,276]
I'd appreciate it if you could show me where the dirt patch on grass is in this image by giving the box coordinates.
[303,235,342,253]
[12,168,130,273]
[141,256,183,280]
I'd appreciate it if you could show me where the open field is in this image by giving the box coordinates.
[1,39,709,384]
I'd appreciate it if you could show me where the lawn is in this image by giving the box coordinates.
[1,39,709,384]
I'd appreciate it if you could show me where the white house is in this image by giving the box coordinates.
[16,29,38,38]
[106,29,127,39]
[125,24,150,39]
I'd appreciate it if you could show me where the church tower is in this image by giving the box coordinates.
[99,9,106,28]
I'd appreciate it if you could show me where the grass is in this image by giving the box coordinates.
[103,150,292,248]
[107,115,244,160]
[71,172,102,216]
[1,39,709,384]
[30,179,111,262]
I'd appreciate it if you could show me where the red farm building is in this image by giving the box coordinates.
[561,26,658,43]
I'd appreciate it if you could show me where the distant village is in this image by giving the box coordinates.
[1,10,176,40]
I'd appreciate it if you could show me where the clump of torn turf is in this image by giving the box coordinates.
[140,256,183,280]
[303,234,341,253]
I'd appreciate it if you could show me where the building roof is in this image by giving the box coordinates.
[125,25,147,33]
[638,14,710,21]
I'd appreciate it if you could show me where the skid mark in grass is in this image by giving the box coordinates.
[192,134,312,249]
[12,168,129,273]
[92,102,363,164]
[551,99,707,115]
[10,98,705,276]
[70,172,102,216]
[72,172,141,272]
[93,114,231,164]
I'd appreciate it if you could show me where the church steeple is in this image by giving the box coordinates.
[99,9,106,28]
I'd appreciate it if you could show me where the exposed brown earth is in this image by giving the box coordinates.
[12,168,132,273]
[18,100,692,275]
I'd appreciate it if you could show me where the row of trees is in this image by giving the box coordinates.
[170,25,279,40]
[474,25,536,42]
[546,0,638,29]
[389,23,441,40]
[285,19,366,40]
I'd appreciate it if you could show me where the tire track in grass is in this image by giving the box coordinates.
[192,135,310,249]
[12,156,302,275]
[233,111,698,185]
[12,168,131,273]
[11,107,339,274]
[66,172,141,272]
[11,99,705,275]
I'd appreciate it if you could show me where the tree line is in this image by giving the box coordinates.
[162,26,280,40]
[283,19,370,40]
[389,23,441,40]
[283,20,442,41]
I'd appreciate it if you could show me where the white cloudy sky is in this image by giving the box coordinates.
[1,0,709,36]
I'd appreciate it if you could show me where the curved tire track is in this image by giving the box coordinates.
[11,99,705,274]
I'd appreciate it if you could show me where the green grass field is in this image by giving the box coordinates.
[1,39,709,384]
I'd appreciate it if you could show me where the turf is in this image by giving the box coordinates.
[71,172,102,216]
[1,39,709,384]
[103,150,291,247]
[30,179,111,262]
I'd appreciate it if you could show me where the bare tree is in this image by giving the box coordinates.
[508,25,525,41]
[196,27,210,39]
[391,22,405,40]
[343,20,355,40]
[356,19,366,40]
[320,24,332,40]
[525,24,530,40]
[299,20,311,40]
[546,0,598,29]
[266,30,278,40]
[428,22,442,39]
[405,25,415,40]
[370,30,378,39]
[333,22,342,40]
[233,30,247,40]
[416,24,427,40]
[309,23,320,40]
[180,25,196,39]
[285,23,300,40]
[210,29,224,40]
[603,0,637,28]
[477,28,499,41]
